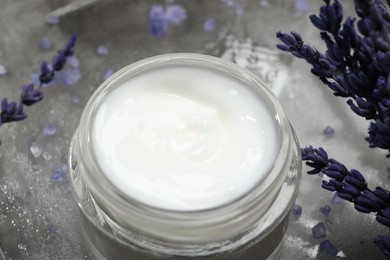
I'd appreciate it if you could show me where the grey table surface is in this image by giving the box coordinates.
[0,0,388,259]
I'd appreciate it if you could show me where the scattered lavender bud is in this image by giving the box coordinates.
[96,45,109,56]
[259,0,271,9]
[43,151,52,161]
[312,222,327,239]
[51,166,66,182]
[320,205,331,216]
[0,64,7,75]
[149,5,168,37]
[60,69,81,86]
[46,15,60,25]
[295,0,309,14]
[204,17,216,32]
[165,5,187,25]
[323,126,335,137]
[30,142,42,158]
[40,37,52,50]
[41,124,57,137]
[67,56,80,68]
[48,225,57,234]
[103,69,115,81]
[292,204,302,218]
[319,240,338,258]
[331,193,343,205]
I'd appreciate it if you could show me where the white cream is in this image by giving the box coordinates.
[92,65,280,211]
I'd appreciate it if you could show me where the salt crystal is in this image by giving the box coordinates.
[48,225,57,233]
[60,69,81,86]
[204,17,216,32]
[67,56,80,68]
[30,142,42,158]
[17,244,27,251]
[43,151,52,161]
[46,15,60,25]
[320,205,331,216]
[103,69,115,81]
[331,193,343,205]
[319,240,338,257]
[41,124,57,137]
[292,204,302,218]
[40,37,52,50]
[323,126,335,137]
[51,167,66,182]
[96,46,109,56]
[0,64,7,75]
[312,222,327,239]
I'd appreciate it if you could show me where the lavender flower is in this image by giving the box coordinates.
[20,84,44,106]
[277,0,390,155]
[0,34,77,143]
[204,17,216,32]
[40,37,52,50]
[165,5,187,25]
[374,235,390,259]
[149,5,169,37]
[302,146,390,228]
[0,98,27,125]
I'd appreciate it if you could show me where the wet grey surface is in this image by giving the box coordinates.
[0,0,388,259]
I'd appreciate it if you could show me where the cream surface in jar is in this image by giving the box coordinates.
[92,65,281,211]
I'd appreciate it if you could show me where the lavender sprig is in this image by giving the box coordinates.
[277,0,390,155]
[0,33,77,143]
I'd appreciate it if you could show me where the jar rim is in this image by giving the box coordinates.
[74,53,294,242]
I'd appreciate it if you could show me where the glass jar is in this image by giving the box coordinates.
[68,53,301,259]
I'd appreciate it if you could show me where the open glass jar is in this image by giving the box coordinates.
[68,53,301,259]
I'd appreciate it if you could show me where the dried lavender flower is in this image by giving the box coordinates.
[165,5,187,25]
[277,0,390,155]
[149,5,169,37]
[0,98,27,124]
[0,34,77,143]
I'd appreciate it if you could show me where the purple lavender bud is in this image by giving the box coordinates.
[149,5,169,37]
[344,176,367,191]
[0,64,8,75]
[312,222,327,239]
[165,5,187,25]
[20,84,44,106]
[354,204,371,213]
[322,180,337,191]
[40,37,52,50]
[97,45,109,56]
[320,205,331,216]
[64,33,77,57]
[52,52,67,71]
[374,235,390,259]
[0,98,27,124]
[292,204,302,218]
[41,124,57,137]
[39,62,54,84]
[336,191,355,202]
[204,17,216,32]
[323,126,335,136]
[319,240,338,257]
